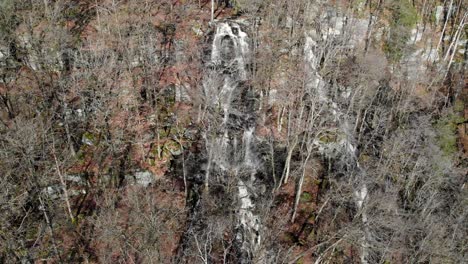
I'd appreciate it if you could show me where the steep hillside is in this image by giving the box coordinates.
[0,0,466,263]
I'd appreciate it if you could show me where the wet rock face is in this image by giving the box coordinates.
[185,21,266,263]
[221,35,235,62]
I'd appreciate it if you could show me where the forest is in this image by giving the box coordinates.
[0,0,466,263]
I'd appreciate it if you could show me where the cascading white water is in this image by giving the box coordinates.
[243,127,256,167]
[205,21,262,261]
[237,179,261,252]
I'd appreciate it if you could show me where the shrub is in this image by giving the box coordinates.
[434,113,464,157]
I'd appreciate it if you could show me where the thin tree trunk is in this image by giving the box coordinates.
[445,13,467,78]
[277,106,285,132]
[291,150,312,222]
[175,134,187,198]
[182,151,187,198]
[211,0,214,22]
[39,197,60,260]
[63,118,76,157]
[53,149,75,224]
[437,0,453,51]
[363,0,374,54]
[270,138,277,190]
[444,12,467,61]
[205,141,213,191]
[281,137,298,185]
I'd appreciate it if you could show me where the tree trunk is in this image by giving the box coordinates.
[211,0,215,22]
[437,0,453,52]
[281,137,298,185]
[291,150,312,222]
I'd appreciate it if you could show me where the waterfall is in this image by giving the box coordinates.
[220,77,237,125]
[243,127,256,167]
[204,21,262,262]
[304,32,369,263]
[211,23,250,80]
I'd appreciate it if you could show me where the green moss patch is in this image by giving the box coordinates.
[300,191,313,202]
